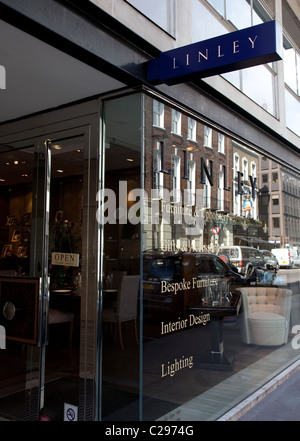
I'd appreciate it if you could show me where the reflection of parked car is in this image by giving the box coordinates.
[292,254,300,268]
[260,250,279,270]
[143,252,246,322]
[217,246,266,275]
[271,248,297,269]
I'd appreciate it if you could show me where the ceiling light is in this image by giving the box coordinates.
[0,179,5,182]
[127,158,134,162]
[57,169,64,173]
[13,161,19,165]
[52,144,62,150]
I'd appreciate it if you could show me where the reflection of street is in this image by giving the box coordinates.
[274,268,300,295]
[278,268,300,285]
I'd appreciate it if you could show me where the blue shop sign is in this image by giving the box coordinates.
[148,20,282,85]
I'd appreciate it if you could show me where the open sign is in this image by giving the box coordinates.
[51,252,80,267]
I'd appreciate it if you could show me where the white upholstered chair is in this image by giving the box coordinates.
[236,286,292,346]
[102,275,140,350]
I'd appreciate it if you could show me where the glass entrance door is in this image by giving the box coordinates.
[0,137,44,420]
[0,123,97,420]
[42,131,86,421]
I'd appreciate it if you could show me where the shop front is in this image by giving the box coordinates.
[0,86,299,421]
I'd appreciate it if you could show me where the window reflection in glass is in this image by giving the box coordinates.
[285,88,300,137]
[242,65,275,115]
[126,0,175,34]
[222,70,241,88]
[192,0,227,41]
[283,43,297,94]
[252,0,272,25]
[226,0,251,29]
[207,0,225,16]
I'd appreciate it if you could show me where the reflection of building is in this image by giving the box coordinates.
[145,96,233,254]
[232,142,259,220]
[145,119,266,252]
[259,156,300,250]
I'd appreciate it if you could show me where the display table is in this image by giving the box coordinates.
[187,291,241,370]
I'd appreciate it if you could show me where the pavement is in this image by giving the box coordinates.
[237,367,300,421]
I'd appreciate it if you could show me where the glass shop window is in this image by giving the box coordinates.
[142,93,300,422]
[102,93,142,422]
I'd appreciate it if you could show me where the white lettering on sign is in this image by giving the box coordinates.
[161,277,218,295]
[51,252,80,267]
